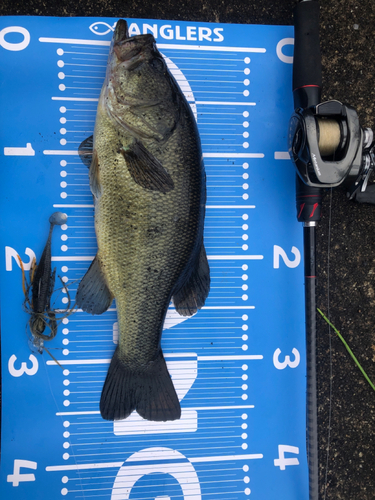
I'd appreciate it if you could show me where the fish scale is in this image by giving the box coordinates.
[76,19,210,422]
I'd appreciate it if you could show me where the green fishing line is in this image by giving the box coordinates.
[317,308,375,392]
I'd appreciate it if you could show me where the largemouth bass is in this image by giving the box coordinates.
[76,20,210,421]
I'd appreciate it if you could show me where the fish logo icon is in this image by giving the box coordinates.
[89,21,117,36]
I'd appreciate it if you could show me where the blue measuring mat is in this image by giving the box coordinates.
[0,16,308,500]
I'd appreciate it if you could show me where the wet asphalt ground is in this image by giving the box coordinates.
[1,0,374,498]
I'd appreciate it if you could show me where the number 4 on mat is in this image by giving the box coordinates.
[7,459,37,486]
[274,445,300,470]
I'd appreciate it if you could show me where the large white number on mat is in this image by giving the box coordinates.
[274,445,300,470]
[273,348,300,370]
[276,38,294,64]
[0,27,30,51]
[8,354,39,377]
[111,447,201,500]
[5,246,36,271]
[273,245,301,269]
[7,459,37,486]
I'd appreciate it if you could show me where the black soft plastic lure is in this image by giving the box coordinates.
[19,212,75,363]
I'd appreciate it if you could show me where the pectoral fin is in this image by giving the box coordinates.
[78,135,94,168]
[121,141,174,194]
[89,150,102,200]
[76,255,114,314]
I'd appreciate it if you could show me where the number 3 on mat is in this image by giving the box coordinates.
[273,348,300,370]
[8,354,39,377]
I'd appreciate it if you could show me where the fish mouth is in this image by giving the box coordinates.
[114,19,129,43]
[113,19,155,66]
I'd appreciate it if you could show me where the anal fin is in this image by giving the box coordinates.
[173,241,210,316]
[76,255,114,314]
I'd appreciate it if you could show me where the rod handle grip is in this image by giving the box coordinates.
[293,0,322,109]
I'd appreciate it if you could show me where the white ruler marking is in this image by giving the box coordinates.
[55,405,256,417]
[274,151,290,160]
[206,205,256,209]
[47,150,263,158]
[51,97,99,102]
[46,452,262,472]
[207,255,263,260]
[203,153,264,158]
[47,354,262,366]
[44,149,82,155]
[51,254,262,261]
[196,101,256,106]
[39,37,265,53]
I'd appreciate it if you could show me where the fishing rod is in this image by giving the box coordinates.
[289,2,322,498]
[288,0,375,499]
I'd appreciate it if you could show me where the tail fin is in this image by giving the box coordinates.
[100,347,181,421]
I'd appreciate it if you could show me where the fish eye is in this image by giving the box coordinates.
[151,57,165,72]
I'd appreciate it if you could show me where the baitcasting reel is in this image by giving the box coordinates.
[288,99,375,201]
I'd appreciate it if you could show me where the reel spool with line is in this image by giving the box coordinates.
[289,99,375,196]
[316,118,342,156]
